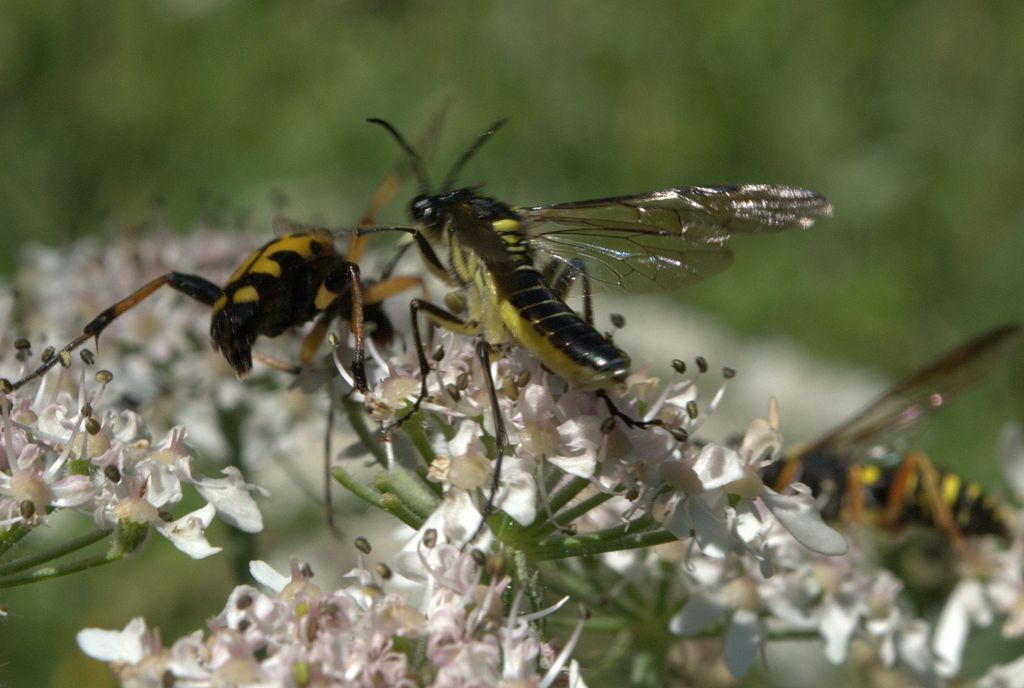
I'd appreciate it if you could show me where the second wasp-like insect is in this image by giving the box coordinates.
[359,118,834,537]
[762,323,1021,543]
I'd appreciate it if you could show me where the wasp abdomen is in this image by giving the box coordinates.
[503,267,629,390]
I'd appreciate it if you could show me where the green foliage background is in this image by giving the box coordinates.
[1,1,1022,685]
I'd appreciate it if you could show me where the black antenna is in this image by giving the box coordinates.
[441,118,507,191]
[367,118,431,196]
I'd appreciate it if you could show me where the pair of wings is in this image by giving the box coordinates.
[514,184,833,293]
[802,324,1021,462]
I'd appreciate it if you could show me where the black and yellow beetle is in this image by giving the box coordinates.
[0,168,423,397]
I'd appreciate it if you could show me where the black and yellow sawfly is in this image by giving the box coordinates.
[358,118,834,536]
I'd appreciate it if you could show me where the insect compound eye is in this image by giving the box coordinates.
[410,195,437,224]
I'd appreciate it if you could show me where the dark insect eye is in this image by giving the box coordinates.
[410,195,435,223]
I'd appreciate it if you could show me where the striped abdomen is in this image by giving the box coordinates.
[499,265,629,390]
[762,452,1009,538]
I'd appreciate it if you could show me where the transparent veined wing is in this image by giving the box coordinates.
[518,185,833,293]
[804,324,1022,460]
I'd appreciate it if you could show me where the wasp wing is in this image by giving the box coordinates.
[518,185,832,293]
[804,324,1022,459]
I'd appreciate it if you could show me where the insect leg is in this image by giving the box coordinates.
[884,451,966,548]
[469,339,508,544]
[362,276,426,306]
[5,272,222,391]
[546,259,593,325]
[383,298,476,433]
[544,260,667,436]
[317,260,367,392]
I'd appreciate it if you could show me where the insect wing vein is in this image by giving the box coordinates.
[519,185,832,293]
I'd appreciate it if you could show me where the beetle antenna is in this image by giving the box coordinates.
[441,118,507,191]
[367,118,432,196]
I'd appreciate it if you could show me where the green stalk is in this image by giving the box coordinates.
[343,398,387,467]
[0,528,111,576]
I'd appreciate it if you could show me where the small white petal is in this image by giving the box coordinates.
[193,467,265,533]
[76,617,149,663]
[691,444,745,490]
[934,579,992,677]
[249,560,290,592]
[819,598,858,664]
[760,485,848,556]
[724,609,762,677]
[155,503,221,559]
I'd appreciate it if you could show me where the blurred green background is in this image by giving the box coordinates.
[1,1,1022,685]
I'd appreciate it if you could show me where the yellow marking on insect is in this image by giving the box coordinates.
[861,464,882,486]
[498,298,610,390]
[965,483,982,501]
[232,286,260,304]
[251,234,329,277]
[314,284,336,311]
[941,473,962,507]
[492,219,519,234]
[227,248,264,284]
[212,294,228,314]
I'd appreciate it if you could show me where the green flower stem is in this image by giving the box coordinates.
[343,398,387,468]
[378,464,440,521]
[0,527,111,576]
[379,494,426,530]
[0,523,32,558]
[403,416,436,468]
[544,476,591,515]
[530,488,615,537]
[531,522,676,561]
[332,464,387,511]
[543,561,641,619]
[0,548,124,588]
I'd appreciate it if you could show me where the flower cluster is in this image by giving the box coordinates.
[4,227,1023,687]
[78,544,587,687]
[0,359,264,576]
[345,320,1024,684]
